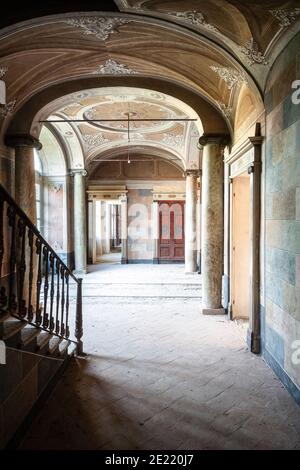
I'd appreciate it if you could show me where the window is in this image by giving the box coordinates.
[34,150,42,231]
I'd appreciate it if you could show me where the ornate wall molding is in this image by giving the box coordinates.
[168,11,219,33]
[82,133,109,148]
[0,67,8,79]
[93,59,138,75]
[210,66,248,90]
[270,8,300,28]
[0,99,16,118]
[217,102,232,119]
[239,39,268,66]
[65,17,132,41]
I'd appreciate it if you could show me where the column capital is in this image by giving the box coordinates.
[198,133,231,149]
[184,169,199,178]
[5,133,42,150]
[71,169,88,177]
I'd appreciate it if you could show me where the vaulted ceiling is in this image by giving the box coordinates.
[0,0,299,162]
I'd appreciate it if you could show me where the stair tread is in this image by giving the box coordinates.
[48,336,63,354]
[59,339,71,355]
[1,316,27,340]
[21,326,41,346]
[37,331,53,349]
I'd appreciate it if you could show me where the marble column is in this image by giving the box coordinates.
[152,201,159,264]
[196,174,202,273]
[247,132,263,354]
[73,170,87,274]
[121,195,128,264]
[185,170,198,273]
[199,134,230,314]
[6,135,42,223]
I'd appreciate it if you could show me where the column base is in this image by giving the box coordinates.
[153,257,159,264]
[247,329,261,354]
[121,258,128,265]
[74,269,88,276]
[201,307,226,315]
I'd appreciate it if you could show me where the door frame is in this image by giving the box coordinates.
[157,200,185,263]
[227,127,264,354]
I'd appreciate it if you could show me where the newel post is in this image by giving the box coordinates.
[75,277,83,355]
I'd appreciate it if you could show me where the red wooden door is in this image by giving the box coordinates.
[159,201,185,262]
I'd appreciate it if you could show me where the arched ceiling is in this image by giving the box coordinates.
[0,1,299,152]
[38,87,202,171]
[116,0,300,74]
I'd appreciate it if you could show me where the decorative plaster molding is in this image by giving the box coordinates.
[82,133,109,148]
[217,102,233,119]
[239,38,268,66]
[93,59,138,75]
[0,67,8,79]
[168,10,219,33]
[65,17,132,41]
[270,8,300,28]
[210,66,248,90]
[162,133,184,150]
[0,99,16,118]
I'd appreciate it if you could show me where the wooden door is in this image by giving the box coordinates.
[159,201,185,262]
[232,174,250,319]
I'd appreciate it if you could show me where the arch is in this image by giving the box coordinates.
[39,126,67,175]
[6,76,230,141]
[86,143,186,172]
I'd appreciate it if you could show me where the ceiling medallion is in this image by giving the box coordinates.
[210,66,248,90]
[239,38,268,66]
[217,102,232,119]
[93,59,139,75]
[169,11,219,33]
[163,133,184,150]
[65,17,132,41]
[270,8,300,28]
[82,133,110,148]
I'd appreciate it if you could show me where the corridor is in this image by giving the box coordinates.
[19,265,300,450]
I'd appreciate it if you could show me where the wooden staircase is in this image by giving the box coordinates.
[0,183,83,448]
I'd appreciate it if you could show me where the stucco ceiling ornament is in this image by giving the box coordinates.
[65,17,132,41]
[0,99,16,118]
[239,38,268,66]
[217,102,232,119]
[0,67,8,79]
[210,66,248,90]
[82,133,110,148]
[168,11,219,33]
[270,8,300,28]
[93,59,139,75]
[162,133,184,150]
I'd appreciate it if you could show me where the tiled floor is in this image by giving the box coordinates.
[19,264,300,450]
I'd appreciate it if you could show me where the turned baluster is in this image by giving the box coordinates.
[35,238,42,326]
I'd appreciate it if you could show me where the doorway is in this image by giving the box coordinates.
[232,173,250,320]
[89,200,122,265]
[158,201,185,262]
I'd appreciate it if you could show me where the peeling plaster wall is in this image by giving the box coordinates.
[263,32,300,401]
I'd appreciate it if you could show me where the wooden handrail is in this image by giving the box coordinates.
[0,183,83,354]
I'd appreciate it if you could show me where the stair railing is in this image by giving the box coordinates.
[0,183,83,354]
